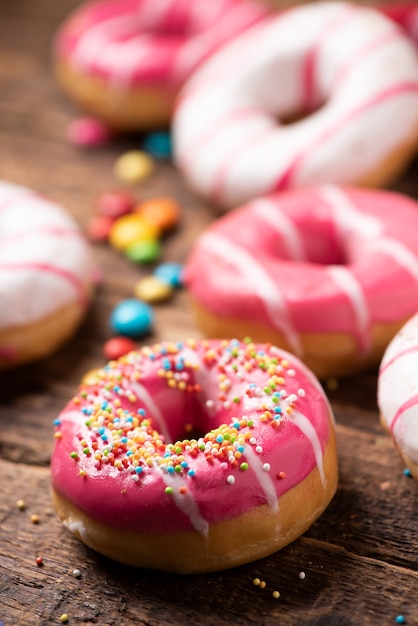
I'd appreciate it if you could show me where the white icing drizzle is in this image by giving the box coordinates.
[130,381,171,443]
[65,519,93,546]
[326,265,371,352]
[250,197,306,261]
[159,470,209,535]
[198,231,302,355]
[244,444,279,512]
[290,410,326,486]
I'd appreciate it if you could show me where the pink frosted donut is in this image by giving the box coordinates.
[378,313,418,480]
[51,339,337,573]
[53,0,268,131]
[173,1,418,208]
[184,186,418,379]
[0,181,96,369]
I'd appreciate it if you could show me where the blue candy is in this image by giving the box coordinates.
[142,132,172,159]
[153,262,183,288]
[110,299,153,338]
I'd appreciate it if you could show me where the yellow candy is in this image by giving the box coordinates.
[114,150,155,183]
[133,276,173,303]
[109,214,160,251]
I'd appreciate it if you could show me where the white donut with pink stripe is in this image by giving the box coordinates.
[54,0,268,130]
[0,181,96,368]
[173,1,418,208]
[378,313,418,480]
[184,185,418,379]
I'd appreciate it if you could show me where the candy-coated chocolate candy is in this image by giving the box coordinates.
[136,197,180,233]
[133,276,173,303]
[125,238,161,264]
[153,262,183,288]
[114,150,155,183]
[109,214,160,251]
[95,189,136,218]
[110,299,154,337]
[66,116,112,147]
[87,214,114,242]
[103,336,137,360]
[142,132,172,159]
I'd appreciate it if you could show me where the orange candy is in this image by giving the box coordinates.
[135,197,180,233]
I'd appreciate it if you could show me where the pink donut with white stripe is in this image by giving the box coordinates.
[51,338,337,573]
[0,181,96,369]
[184,185,418,379]
[378,313,418,480]
[173,1,418,208]
[53,0,268,130]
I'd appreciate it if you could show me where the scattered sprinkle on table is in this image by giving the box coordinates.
[72,569,81,578]
[272,590,281,599]
[109,213,160,251]
[67,116,112,147]
[30,514,40,524]
[35,556,43,566]
[153,262,183,288]
[103,336,137,360]
[133,276,173,303]
[16,499,26,510]
[142,131,172,159]
[135,197,180,233]
[60,614,69,623]
[395,616,405,624]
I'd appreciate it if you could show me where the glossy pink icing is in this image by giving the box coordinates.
[173,2,418,207]
[184,186,418,357]
[378,314,418,470]
[51,339,334,535]
[54,0,268,88]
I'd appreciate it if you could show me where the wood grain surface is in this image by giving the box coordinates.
[1,1,418,625]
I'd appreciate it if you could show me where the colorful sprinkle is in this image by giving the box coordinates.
[153,262,183,288]
[103,336,137,360]
[135,197,180,233]
[66,116,112,147]
[109,214,160,251]
[16,499,26,510]
[133,276,173,303]
[142,132,172,159]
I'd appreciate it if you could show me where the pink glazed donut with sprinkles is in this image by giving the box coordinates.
[380,3,418,47]
[183,186,418,379]
[378,313,418,480]
[173,1,418,208]
[53,0,269,131]
[51,339,338,573]
[0,181,96,369]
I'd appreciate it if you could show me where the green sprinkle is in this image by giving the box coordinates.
[240,462,249,471]
[70,451,78,459]
[165,486,173,495]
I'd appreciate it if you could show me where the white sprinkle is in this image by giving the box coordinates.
[287,369,296,376]
[206,399,215,410]
[223,401,231,410]
[298,388,306,397]
[298,571,306,580]
[250,437,257,445]
[72,569,81,578]
[255,387,264,397]
[280,390,287,398]
[263,463,271,471]
[227,475,235,485]
[131,474,139,482]
[256,445,263,453]
[287,394,298,403]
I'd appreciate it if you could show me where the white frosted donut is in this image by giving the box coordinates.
[53,0,268,130]
[173,1,418,208]
[184,185,418,379]
[0,181,96,369]
[51,338,337,573]
[378,313,418,480]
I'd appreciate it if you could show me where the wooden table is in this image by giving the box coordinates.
[1,1,418,624]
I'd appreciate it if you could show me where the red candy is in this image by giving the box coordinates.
[66,116,113,147]
[95,190,136,219]
[87,214,114,242]
[103,336,137,360]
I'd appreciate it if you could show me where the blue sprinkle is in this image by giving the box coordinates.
[167,466,175,474]
[110,299,153,338]
[153,262,183,288]
[142,131,172,159]
[135,466,143,474]
[162,358,171,370]
[233,421,241,429]
[99,427,105,434]
[53,419,61,426]
[395,617,405,624]
[101,435,108,442]
[274,407,282,413]
[121,437,128,444]
[138,408,146,416]
[188,469,195,477]
[237,445,245,453]
[181,461,188,468]
[403,468,412,478]
[126,451,133,456]
[216,435,224,443]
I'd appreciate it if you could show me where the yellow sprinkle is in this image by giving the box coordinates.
[79,470,86,477]
[16,499,26,510]
[54,431,63,439]
[253,578,261,586]
[31,514,40,524]
[272,590,281,599]
[133,275,173,303]
[60,614,69,623]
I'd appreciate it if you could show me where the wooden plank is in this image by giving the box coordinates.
[1,0,418,624]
